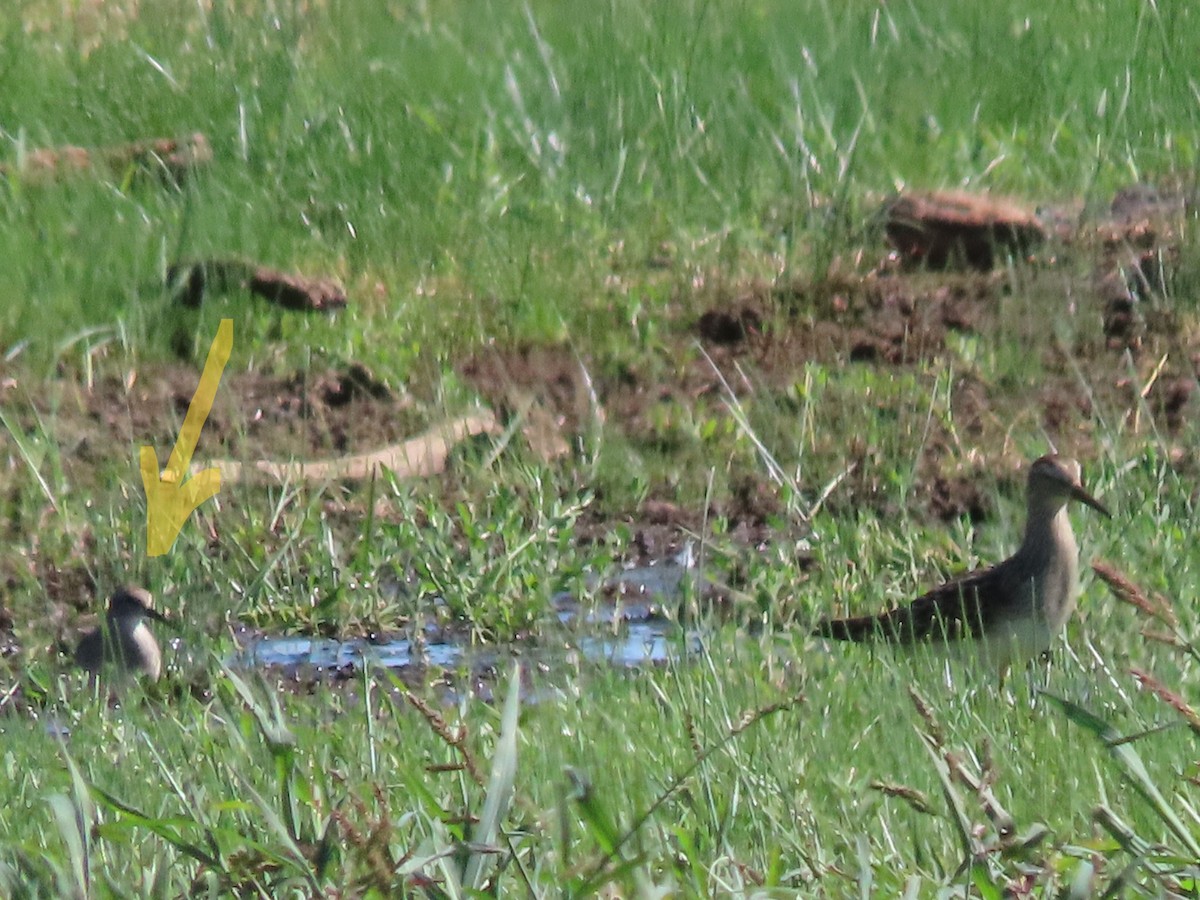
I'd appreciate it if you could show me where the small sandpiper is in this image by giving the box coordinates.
[74,586,169,681]
[814,455,1110,675]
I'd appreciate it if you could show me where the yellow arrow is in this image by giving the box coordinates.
[140,318,233,557]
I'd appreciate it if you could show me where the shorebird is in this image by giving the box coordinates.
[74,586,169,681]
[814,455,1110,674]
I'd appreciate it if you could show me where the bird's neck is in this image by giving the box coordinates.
[1016,499,1075,564]
[107,614,144,639]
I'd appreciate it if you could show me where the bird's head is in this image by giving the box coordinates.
[1027,455,1110,517]
[107,586,170,624]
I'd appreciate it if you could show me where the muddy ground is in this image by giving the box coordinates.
[1,189,1198,669]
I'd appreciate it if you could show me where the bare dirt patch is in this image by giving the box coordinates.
[461,345,596,439]
[3,362,422,488]
[4,185,1198,662]
[761,271,996,367]
[0,360,457,662]
[459,185,1199,539]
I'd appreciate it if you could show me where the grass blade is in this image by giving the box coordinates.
[1042,691,1200,859]
[463,661,522,891]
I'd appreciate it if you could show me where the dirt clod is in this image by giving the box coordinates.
[925,473,992,524]
[315,364,391,407]
[1151,376,1195,432]
[884,190,1044,270]
[169,260,348,312]
[698,305,762,346]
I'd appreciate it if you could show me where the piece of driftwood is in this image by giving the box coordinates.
[204,412,499,484]
[1,132,212,187]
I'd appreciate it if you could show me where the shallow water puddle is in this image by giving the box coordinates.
[230,545,708,687]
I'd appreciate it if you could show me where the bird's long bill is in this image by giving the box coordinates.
[145,607,174,626]
[1071,484,1111,518]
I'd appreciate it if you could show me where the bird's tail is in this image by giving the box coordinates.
[812,614,886,642]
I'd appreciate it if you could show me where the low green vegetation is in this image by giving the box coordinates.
[2,0,1199,894]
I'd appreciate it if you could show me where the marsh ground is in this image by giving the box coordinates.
[1,1,1200,895]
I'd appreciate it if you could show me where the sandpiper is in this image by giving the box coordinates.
[814,455,1110,674]
[74,586,169,681]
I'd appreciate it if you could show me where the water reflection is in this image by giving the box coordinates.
[233,544,707,678]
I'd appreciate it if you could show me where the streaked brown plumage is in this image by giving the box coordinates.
[814,455,1110,672]
[74,586,169,681]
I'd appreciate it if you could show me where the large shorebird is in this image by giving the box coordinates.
[814,455,1110,674]
[74,586,169,681]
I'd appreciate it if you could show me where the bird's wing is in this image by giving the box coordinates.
[73,628,105,673]
[815,565,1003,644]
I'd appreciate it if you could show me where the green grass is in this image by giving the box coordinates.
[2,0,1200,894]
[3,0,1197,365]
